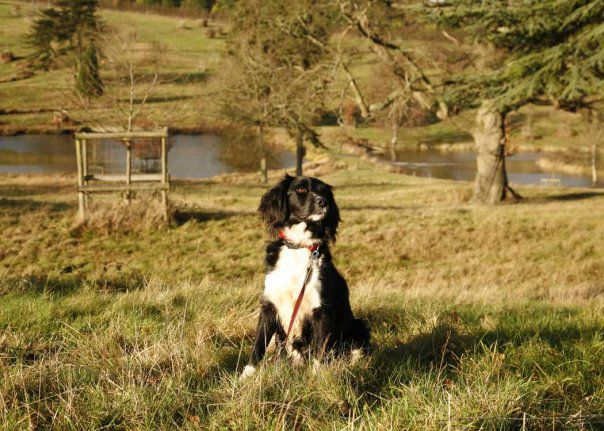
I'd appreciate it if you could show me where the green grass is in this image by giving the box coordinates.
[1,155,603,429]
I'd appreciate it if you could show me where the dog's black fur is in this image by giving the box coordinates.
[246,174,370,370]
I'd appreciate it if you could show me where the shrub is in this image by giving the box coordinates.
[76,44,104,98]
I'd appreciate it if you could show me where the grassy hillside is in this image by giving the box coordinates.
[0,1,225,134]
[1,155,603,429]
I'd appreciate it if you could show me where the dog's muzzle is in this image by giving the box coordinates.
[307,208,327,221]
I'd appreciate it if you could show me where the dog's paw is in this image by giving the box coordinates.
[350,348,363,365]
[239,365,257,381]
[311,359,322,375]
[290,350,305,367]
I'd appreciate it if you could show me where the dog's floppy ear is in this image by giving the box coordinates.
[323,184,341,243]
[258,174,294,234]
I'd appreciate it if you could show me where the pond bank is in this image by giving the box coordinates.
[0,123,228,137]
[339,137,603,188]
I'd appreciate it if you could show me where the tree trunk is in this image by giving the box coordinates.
[592,140,597,187]
[473,99,510,204]
[258,125,267,184]
[586,109,599,187]
[295,131,305,176]
[390,118,399,162]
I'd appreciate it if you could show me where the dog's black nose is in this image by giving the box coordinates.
[316,196,327,208]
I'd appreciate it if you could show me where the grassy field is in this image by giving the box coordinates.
[1,154,603,429]
[0,1,225,134]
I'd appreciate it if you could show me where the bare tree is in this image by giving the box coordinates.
[334,1,447,121]
[218,0,332,177]
[67,28,195,132]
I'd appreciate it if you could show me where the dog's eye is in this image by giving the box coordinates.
[295,187,307,194]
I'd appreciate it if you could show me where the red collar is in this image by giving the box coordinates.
[278,230,320,252]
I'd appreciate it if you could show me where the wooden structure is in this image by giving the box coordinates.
[74,128,169,222]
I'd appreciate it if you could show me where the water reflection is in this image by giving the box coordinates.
[389,149,604,188]
[0,134,294,178]
[0,134,74,173]
[1,134,601,187]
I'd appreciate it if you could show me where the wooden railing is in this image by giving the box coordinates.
[74,128,169,222]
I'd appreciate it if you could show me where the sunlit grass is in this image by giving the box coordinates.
[1,154,603,429]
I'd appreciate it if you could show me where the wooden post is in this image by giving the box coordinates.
[82,139,89,210]
[160,128,169,222]
[259,124,267,184]
[75,138,86,222]
[446,392,452,431]
[125,140,132,204]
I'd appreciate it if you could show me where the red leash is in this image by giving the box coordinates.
[286,264,314,339]
[278,230,320,339]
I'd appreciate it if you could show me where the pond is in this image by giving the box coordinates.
[0,134,294,178]
[0,134,601,188]
[387,148,604,188]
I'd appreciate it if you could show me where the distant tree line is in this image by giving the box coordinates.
[23,0,228,16]
[98,0,221,15]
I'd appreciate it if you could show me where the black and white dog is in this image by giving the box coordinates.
[241,174,369,378]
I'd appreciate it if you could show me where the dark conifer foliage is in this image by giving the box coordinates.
[76,43,104,98]
[27,0,102,70]
[432,0,604,113]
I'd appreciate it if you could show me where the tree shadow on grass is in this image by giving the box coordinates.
[0,197,71,212]
[3,275,82,297]
[342,204,421,212]
[2,269,146,297]
[544,191,604,201]
[0,184,72,197]
[358,305,603,405]
[163,71,209,84]
[337,182,407,189]
[411,129,472,146]
[172,180,268,190]
[172,209,255,225]
[116,94,196,104]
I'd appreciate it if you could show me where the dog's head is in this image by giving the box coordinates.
[258,174,340,242]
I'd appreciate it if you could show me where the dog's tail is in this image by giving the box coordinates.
[349,318,371,352]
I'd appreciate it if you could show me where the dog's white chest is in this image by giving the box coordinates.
[263,247,322,339]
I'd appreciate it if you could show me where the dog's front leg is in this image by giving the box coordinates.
[241,301,278,380]
[310,307,333,361]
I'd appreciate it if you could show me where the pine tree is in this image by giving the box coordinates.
[76,43,103,98]
[27,0,101,69]
[436,0,604,112]
[430,0,604,203]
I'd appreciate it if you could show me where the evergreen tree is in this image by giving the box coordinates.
[76,44,103,98]
[435,0,604,113]
[430,0,604,203]
[27,0,102,69]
